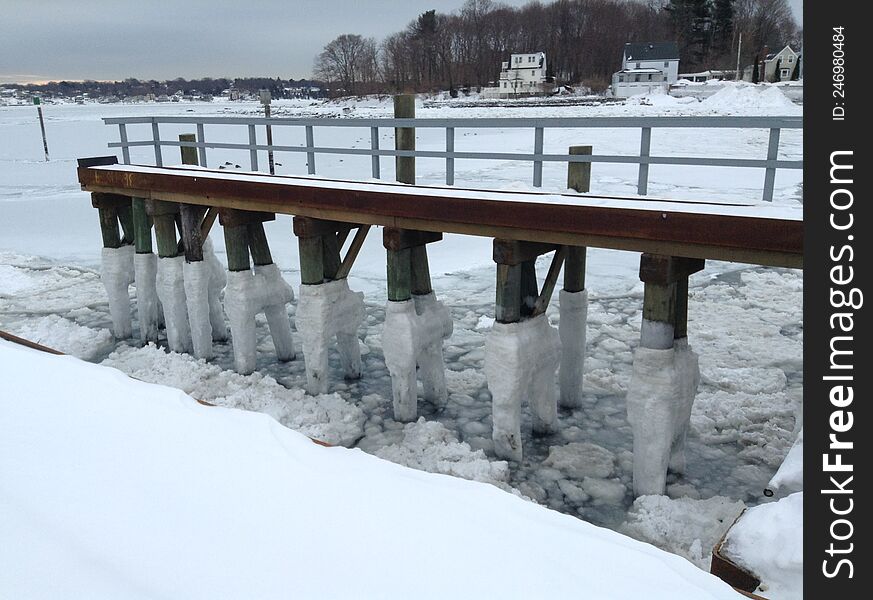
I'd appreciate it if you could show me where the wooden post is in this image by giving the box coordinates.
[637,254,704,350]
[298,236,325,285]
[246,222,274,267]
[179,132,198,167]
[131,198,153,254]
[520,259,539,316]
[674,276,689,340]
[495,264,522,324]
[223,225,250,272]
[394,94,415,185]
[387,248,412,302]
[564,145,591,292]
[97,206,122,249]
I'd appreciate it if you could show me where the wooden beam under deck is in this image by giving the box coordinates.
[77,164,803,269]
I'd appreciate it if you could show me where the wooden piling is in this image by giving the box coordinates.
[131,198,153,254]
[638,254,704,349]
[387,248,412,302]
[495,263,522,324]
[97,206,122,248]
[394,95,415,185]
[223,225,250,272]
[564,145,591,292]
[246,222,273,267]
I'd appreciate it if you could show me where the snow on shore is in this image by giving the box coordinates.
[0,340,744,599]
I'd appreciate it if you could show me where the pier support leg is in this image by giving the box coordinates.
[293,217,367,395]
[221,210,294,375]
[148,199,192,353]
[626,254,703,496]
[381,228,451,422]
[559,145,592,408]
[93,193,135,339]
[131,197,161,343]
[485,240,562,461]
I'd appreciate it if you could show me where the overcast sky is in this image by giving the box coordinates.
[0,0,803,84]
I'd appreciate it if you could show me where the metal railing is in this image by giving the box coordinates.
[104,115,803,202]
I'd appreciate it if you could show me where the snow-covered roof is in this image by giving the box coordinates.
[617,68,664,74]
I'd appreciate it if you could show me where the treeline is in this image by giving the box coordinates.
[7,77,325,99]
[315,0,800,94]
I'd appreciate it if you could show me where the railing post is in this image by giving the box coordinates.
[445,127,455,186]
[118,123,131,165]
[532,127,544,187]
[305,125,316,175]
[196,122,207,168]
[762,127,780,202]
[637,126,652,195]
[370,126,380,179]
[248,124,259,171]
[151,119,163,167]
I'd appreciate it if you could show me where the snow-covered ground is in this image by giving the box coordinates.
[0,87,802,595]
[0,340,746,599]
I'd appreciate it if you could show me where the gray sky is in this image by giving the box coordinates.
[0,0,803,84]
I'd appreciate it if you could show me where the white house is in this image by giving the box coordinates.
[497,52,549,98]
[612,42,680,98]
[743,45,801,82]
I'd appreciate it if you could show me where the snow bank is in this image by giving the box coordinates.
[622,495,746,570]
[1,341,744,599]
[722,493,803,599]
[699,82,798,113]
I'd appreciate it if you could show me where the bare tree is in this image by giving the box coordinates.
[314,34,379,95]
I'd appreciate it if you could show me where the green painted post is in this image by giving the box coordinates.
[298,236,325,285]
[387,248,412,302]
[131,198,153,254]
[117,204,136,246]
[246,222,273,267]
[410,246,433,295]
[321,233,342,281]
[153,216,179,258]
[223,225,250,272]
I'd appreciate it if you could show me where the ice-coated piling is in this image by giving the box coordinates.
[382,293,453,422]
[101,245,135,339]
[626,254,703,496]
[485,313,561,462]
[558,288,588,408]
[182,238,227,359]
[295,278,365,395]
[156,255,193,353]
[133,252,160,343]
[224,263,295,375]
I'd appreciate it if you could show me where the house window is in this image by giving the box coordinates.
[636,62,641,68]
[647,74,652,81]
[781,68,790,78]
[664,61,669,68]
[634,74,640,82]
[619,75,625,82]
[788,56,794,62]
